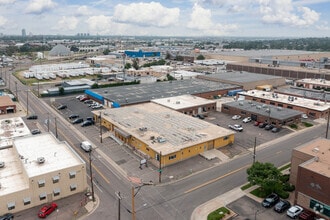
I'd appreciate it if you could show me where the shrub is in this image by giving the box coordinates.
[276,190,289,199]
[283,183,295,192]
[289,124,298,129]
[241,183,254,191]
[303,122,313,127]
[280,174,290,183]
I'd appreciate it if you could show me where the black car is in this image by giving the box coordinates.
[272,127,281,133]
[31,129,41,135]
[72,118,83,124]
[262,193,280,208]
[81,120,93,127]
[68,114,79,119]
[265,124,274,130]
[274,200,290,213]
[57,105,67,110]
[259,123,267,128]
[27,114,38,120]
[0,213,14,220]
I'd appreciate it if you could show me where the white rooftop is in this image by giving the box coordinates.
[14,133,84,178]
[152,95,216,110]
[0,117,31,149]
[296,78,330,87]
[239,90,330,112]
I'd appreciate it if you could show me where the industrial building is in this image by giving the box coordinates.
[197,71,285,90]
[0,133,87,214]
[295,78,330,91]
[289,138,330,220]
[151,94,216,116]
[0,95,16,114]
[124,49,160,58]
[276,87,330,102]
[84,79,241,108]
[238,90,330,119]
[221,100,302,127]
[94,103,235,167]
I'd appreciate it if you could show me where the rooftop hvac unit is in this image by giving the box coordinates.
[239,102,244,106]
[256,105,261,109]
[277,107,282,111]
[265,108,270,113]
[0,161,5,168]
[248,100,252,104]
[37,157,45,164]
[262,104,267,108]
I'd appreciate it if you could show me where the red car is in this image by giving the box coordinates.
[38,202,58,218]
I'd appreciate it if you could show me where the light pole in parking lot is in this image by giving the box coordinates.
[253,137,257,164]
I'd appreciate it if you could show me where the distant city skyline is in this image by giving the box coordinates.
[0,0,329,37]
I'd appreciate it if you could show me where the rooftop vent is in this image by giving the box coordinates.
[139,127,147,132]
[312,147,319,153]
[37,157,45,164]
[157,136,166,143]
[0,161,5,168]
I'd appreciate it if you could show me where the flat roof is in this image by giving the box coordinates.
[239,90,330,112]
[296,78,330,87]
[215,49,323,58]
[0,117,31,149]
[296,138,330,178]
[93,79,240,106]
[14,133,85,178]
[97,103,235,155]
[0,95,15,106]
[203,71,283,83]
[277,87,330,102]
[152,95,216,110]
[223,100,302,120]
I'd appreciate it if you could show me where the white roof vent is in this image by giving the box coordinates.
[37,157,45,164]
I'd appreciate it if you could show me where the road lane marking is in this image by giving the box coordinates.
[184,164,250,194]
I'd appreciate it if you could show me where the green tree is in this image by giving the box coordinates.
[247,161,282,195]
[166,74,176,81]
[58,87,65,96]
[132,58,139,70]
[196,54,205,60]
[125,63,132,69]
[103,48,110,55]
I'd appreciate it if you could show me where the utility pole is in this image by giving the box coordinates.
[115,192,122,220]
[47,113,50,132]
[159,151,162,183]
[326,108,330,139]
[99,111,102,143]
[253,137,257,163]
[37,80,40,97]
[55,117,58,138]
[15,81,18,102]
[89,150,95,202]
[131,181,153,220]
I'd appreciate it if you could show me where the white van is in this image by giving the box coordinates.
[80,141,92,152]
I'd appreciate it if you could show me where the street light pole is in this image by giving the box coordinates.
[99,111,103,143]
[115,191,122,220]
[89,150,95,202]
[55,117,58,138]
[253,137,257,163]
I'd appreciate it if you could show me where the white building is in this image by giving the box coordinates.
[0,133,87,214]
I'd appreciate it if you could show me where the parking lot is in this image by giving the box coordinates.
[203,111,293,157]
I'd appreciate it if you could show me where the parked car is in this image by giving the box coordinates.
[84,100,93,104]
[38,202,58,218]
[228,124,243,132]
[31,129,41,135]
[262,193,279,208]
[197,114,205,119]
[0,213,14,220]
[232,115,241,120]
[301,114,308,119]
[259,123,267,128]
[68,114,79,119]
[272,127,281,133]
[27,114,38,120]
[298,210,315,220]
[76,95,84,100]
[254,121,261,126]
[86,117,95,124]
[287,205,303,219]
[57,105,67,110]
[72,118,83,124]
[81,120,93,127]
[80,96,89,102]
[92,104,103,109]
[265,124,274,130]
[242,117,251,123]
[274,200,290,213]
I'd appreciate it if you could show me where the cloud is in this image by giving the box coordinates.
[0,0,16,4]
[85,15,114,35]
[25,0,56,14]
[0,15,8,27]
[113,2,180,27]
[259,0,320,27]
[187,4,238,35]
[76,5,91,16]
[55,16,79,31]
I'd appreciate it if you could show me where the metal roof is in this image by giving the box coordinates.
[204,71,283,83]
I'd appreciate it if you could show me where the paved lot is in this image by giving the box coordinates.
[227,196,292,220]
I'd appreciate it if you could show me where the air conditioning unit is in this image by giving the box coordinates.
[37,157,45,164]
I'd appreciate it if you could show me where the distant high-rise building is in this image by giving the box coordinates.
[22,29,26,37]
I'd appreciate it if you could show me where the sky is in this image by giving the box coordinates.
[0,0,329,37]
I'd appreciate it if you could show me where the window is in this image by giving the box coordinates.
[23,197,31,205]
[270,102,275,105]
[224,106,229,110]
[241,111,246,115]
[69,171,76,179]
[53,175,60,183]
[7,202,15,210]
[260,100,266,103]
[252,98,257,101]
[278,103,283,107]
[39,192,47,200]
[146,148,149,151]
[38,179,45,187]
[53,188,61,196]
[70,184,77,191]
[223,136,229,140]
[287,106,293,109]
[169,155,176,160]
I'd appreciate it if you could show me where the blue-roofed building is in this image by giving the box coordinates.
[124,49,160,58]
